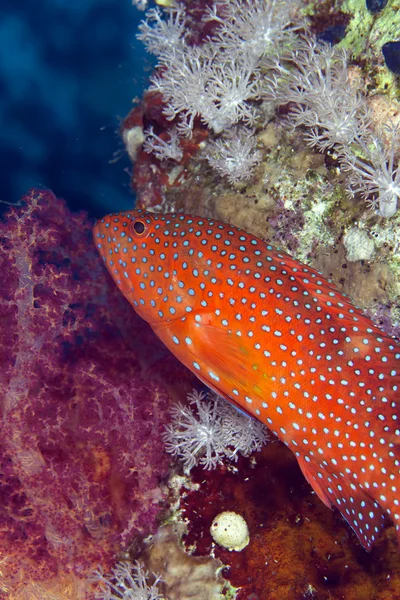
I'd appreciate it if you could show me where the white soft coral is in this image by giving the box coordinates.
[149,45,261,135]
[206,127,261,184]
[163,390,268,473]
[341,123,400,218]
[267,39,371,151]
[267,38,400,217]
[137,5,187,56]
[93,561,162,600]
[139,1,297,136]
[206,0,301,65]
[142,126,183,162]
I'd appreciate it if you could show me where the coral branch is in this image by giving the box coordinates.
[0,189,186,597]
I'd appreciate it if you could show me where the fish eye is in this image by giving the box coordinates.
[132,219,147,236]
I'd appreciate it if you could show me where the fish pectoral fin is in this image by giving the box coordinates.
[155,311,268,415]
[185,313,258,382]
[297,455,332,509]
[297,455,386,551]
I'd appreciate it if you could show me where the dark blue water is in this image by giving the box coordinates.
[1,0,152,217]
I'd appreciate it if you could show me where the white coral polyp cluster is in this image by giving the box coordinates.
[143,126,183,162]
[138,1,298,135]
[206,127,262,184]
[93,561,162,600]
[162,389,269,473]
[137,0,299,183]
[136,0,400,216]
[266,38,400,218]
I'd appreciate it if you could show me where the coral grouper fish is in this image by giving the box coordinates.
[93,209,400,551]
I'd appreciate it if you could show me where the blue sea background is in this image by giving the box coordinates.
[1,0,152,217]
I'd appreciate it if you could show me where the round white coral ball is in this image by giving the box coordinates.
[210,511,249,552]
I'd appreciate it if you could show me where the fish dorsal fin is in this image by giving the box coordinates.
[297,454,387,551]
[277,251,362,316]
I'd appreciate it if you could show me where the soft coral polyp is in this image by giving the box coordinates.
[0,189,194,597]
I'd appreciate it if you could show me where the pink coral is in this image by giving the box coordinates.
[0,189,188,595]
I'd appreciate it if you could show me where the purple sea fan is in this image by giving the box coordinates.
[0,189,178,596]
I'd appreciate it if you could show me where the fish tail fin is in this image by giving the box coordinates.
[381,444,400,549]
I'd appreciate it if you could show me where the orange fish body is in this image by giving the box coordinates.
[93,210,400,551]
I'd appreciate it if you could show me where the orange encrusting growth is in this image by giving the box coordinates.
[93,209,400,551]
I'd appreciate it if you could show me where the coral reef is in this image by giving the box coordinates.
[143,524,227,600]
[0,189,196,598]
[7,0,400,598]
[124,0,400,338]
[181,445,400,599]
[337,0,400,92]
[93,561,163,600]
[133,0,400,216]
[115,0,400,597]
